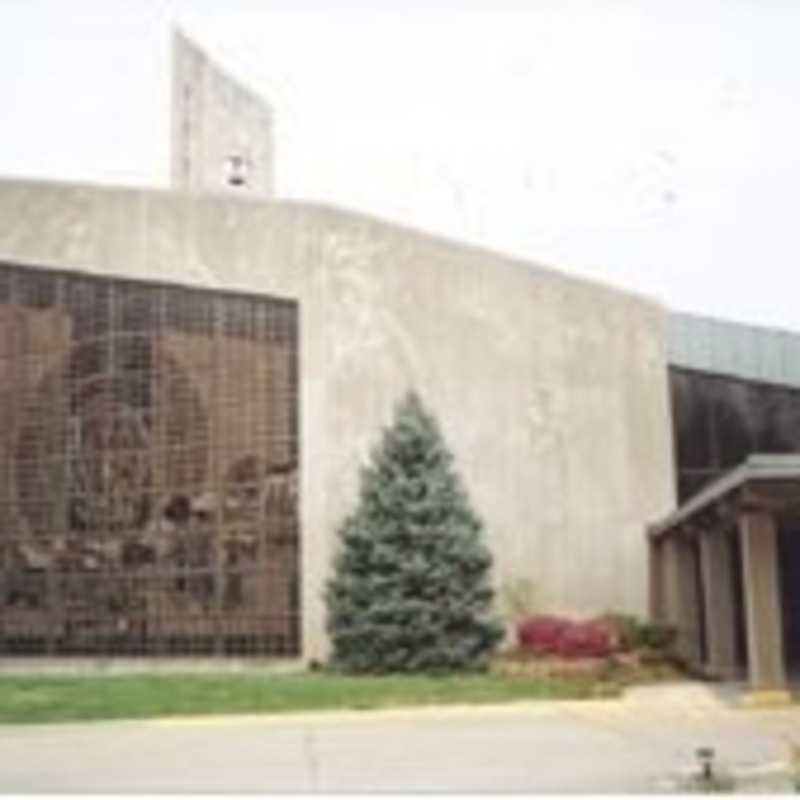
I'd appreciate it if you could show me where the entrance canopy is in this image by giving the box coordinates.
[649,454,800,700]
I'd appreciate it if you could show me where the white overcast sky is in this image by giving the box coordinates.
[1,0,799,331]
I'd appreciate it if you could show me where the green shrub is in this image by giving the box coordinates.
[601,613,676,653]
[634,621,676,650]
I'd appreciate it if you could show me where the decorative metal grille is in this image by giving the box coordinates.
[0,263,300,656]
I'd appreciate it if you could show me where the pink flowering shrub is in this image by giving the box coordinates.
[555,620,612,658]
[516,615,612,659]
[516,615,571,655]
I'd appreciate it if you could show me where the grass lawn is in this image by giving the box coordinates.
[0,671,606,725]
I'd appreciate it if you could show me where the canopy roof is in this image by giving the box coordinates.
[649,453,800,541]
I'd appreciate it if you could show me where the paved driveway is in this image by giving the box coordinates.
[0,683,798,793]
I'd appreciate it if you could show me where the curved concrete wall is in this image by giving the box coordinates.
[0,178,676,659]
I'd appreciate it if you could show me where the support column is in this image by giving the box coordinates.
[661,536,680,629]
[663,535,703,668]
[649,537,666,623]
[739,509,788,699]
[699,531,737,678]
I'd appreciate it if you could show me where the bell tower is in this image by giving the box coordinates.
[171,28,275,197]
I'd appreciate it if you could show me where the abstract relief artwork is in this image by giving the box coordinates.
[0,264,299,655]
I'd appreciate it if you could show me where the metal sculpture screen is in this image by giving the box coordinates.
[0,263,299,656]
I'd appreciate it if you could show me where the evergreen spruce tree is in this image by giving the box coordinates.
[325,390,504,673]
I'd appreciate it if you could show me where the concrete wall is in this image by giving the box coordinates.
[171,30,274,197]
[0,177,677,660]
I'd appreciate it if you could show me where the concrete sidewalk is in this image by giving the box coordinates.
[0,682,798,793]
